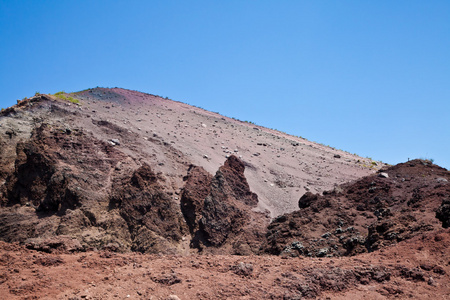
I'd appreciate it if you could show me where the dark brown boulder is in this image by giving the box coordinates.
[5,124,78,212]
[298,192,318,209]
[218,155,258,207]
[436,199,450,228]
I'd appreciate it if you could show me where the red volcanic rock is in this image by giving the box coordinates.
[180,165,212,235]
[218,155,258,207]
[263,159,450,257]
[3,122,126,212]
[182,155,269,254]
[110,163,187,253]
[1,229,448,299]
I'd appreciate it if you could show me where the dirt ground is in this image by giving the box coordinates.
[1,228,449,300]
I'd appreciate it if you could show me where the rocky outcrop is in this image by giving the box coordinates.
[180,165,212,235]
[3,123,123,212]
[262,160,450,257]
[0,121,133,249]
[109,163,187,253]
[182,155,269,254]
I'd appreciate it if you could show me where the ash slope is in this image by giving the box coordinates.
[71,87,383,216]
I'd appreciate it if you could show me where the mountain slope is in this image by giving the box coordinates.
[2,88,381,217]
[0,88,382,253]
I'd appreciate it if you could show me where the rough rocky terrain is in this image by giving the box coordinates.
[262,160,450,258]
[0,88,449,299]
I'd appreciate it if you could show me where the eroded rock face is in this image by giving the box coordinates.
[182,155,269,254]
[5,124,76,211]
[109,163,187,253]
[180,165,212,235]
[0,120,139,251]
[262,160,450,257]
[4,123,124,213]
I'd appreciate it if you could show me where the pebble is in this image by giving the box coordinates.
[110,139,120,146]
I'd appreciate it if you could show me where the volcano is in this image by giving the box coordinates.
[0,88,448,299]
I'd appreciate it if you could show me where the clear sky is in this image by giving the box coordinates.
[1,1,449,169]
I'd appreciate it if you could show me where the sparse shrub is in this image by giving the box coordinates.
[53,91,80,104]
[419,157,435,164]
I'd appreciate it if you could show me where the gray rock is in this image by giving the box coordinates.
[110,138,120,145]
[321,232,331,238]
[317,248,328,257]
[378,172,389,178]
[232,262,253,276]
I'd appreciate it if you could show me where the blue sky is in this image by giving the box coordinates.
[1,1,449,169]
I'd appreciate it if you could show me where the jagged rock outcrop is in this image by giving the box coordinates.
[181,155,269,254]
[180,165,213,235]
[0,120,133,249]
[109,163,187,253]
[262,159,450,257]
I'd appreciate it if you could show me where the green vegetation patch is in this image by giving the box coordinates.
[54,91,80,104]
